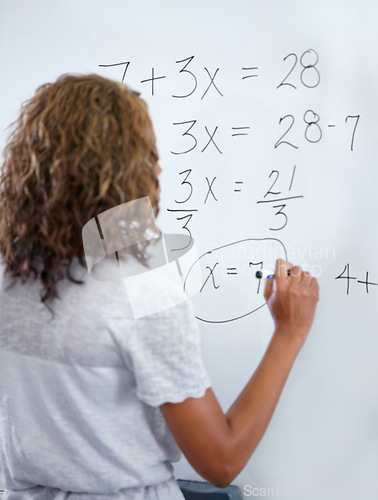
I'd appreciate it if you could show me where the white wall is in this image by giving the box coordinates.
[0,1,377,498]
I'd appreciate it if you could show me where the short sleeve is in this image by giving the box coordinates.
[122,300,211,407]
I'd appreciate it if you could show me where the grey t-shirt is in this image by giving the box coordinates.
[0,256,211,499]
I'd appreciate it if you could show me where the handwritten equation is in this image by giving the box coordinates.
[166,113,359,156]
[100,50,321,95]
[184,238,287,323]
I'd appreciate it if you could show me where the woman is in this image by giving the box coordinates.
[0,74,319,499]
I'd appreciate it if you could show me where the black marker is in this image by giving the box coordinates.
[256,269,291,279]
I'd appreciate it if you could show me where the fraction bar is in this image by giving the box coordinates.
[257,195,304,204]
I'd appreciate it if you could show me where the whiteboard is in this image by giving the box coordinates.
[0,1,377,498]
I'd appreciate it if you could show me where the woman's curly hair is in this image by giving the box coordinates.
[0,73,160,303]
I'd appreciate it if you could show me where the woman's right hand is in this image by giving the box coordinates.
[264,259,319,346]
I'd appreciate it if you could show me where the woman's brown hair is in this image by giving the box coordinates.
[0,73,160,303]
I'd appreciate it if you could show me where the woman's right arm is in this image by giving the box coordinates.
[160,259,319,488]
